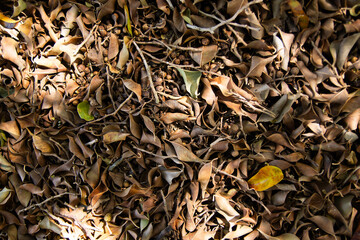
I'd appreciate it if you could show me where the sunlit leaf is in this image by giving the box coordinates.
[176,68,202,98]
[0,12,19,28]
[117,36,130,70]
[350,4,360,17]
[77,100,94,121]
[39,216,61,235]
[0,154,15,172]
[0,187,12,204]
[248,166,284,191]
[12,0,27,18]
[287,0,309,29]
[124,4,133,36]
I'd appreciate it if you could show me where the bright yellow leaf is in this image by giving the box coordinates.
[248,166,284,191]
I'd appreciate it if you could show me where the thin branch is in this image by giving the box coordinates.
[133,41,160,103]
[186,0,263,34]
[142,50,223,76]
[198,9,260,32]
[133,146,177,159]
[73,23,98,56]
[69,92,134,131]
[19,193,76,213]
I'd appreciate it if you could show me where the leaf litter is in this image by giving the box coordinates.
[0,0,359,239]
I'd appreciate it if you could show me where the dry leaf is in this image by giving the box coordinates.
[248,166,284,191]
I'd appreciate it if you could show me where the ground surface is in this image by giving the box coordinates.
[0,0,360,239]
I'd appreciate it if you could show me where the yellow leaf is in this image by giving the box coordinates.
[0,12,19,28]
[248,166,284,191]
[287,0,309,30]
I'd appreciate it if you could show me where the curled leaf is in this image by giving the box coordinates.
[176,68,202,98]
[248,166,284,191]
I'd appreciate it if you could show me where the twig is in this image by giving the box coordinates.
[142,51,223,76]
[133,41,160,103]
[133,146,177,159]
[186,0,263,34]
[73,23,98,56]
[198,9,260,32]
[69,92,134,131]
[310,41,340,79]
[161,190,170,222]
[18,192,75,213]
[212,166,271,214]
[232,92,276,117]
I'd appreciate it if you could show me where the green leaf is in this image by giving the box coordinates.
[176,68,202,98]
[181,8,193,24]
[77,101,94,121]
[12,0,27,18]
[0,87,14,98]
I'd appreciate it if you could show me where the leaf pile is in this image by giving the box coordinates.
[0,0,359,239]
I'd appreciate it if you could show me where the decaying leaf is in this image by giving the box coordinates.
[189,45,218,66]
[248,166,284,191]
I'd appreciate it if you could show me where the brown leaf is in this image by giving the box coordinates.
[247,55,277,77]
[198,162,212,194]
[189,45,218,66]
[33,134,54,153]
[103,132,130,144]
[171,141,203,162]
[19,183,44,196]
[309,215,335,236]
[160,112,190,124]
[0,37,25,70]
[123,79,142,101]
[0,121,20,139]
[108,32,120,60]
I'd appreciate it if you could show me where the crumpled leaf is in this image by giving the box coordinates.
[246,55,277,77]
[0,187,12,204]
[288,0,309,29]
[103,132,130,144]
[77,100,94,121]
[334,33,360,69]
[189,45,218,66]
[0,154,15,172]
[171,141,203,162]
[248,166,284,191]
[39,216,61,235]
[223,225,253,239]
[350,4,360,16]
[123,79,142,101]
[176,68,202,98]
[0,37,26,70]
[198,162,212,194]
[160,112,190,124]
[33,134,54,153]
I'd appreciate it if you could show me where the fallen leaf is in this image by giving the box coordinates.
[171,141,203,162]
[160,112,190,124]
[248,166,284,191]
[0,37,26,70]
[77,100,94,121]
[336,33,360,69]
[177,68,202,98]
[247,55,277,77]
[0,12,19,28]
[103,132,130,144]
[189,45,218,66]
[123,79,142,101]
